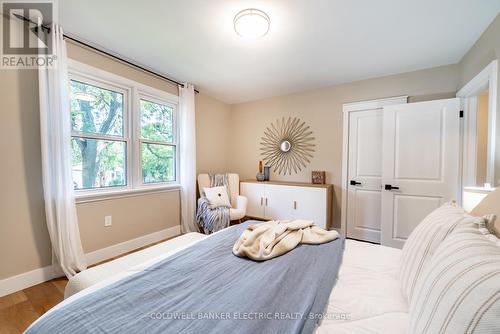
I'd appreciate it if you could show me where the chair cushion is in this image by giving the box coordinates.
[408,226,500,334]
[204,186,231,208]
[399,202,483,303]
[229,208,245,220]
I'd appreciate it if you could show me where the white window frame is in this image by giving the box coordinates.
[68,60,180,202]
[135,90,179,189]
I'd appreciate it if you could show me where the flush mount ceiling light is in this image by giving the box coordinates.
[233,8,270,38]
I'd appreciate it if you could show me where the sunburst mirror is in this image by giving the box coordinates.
[260,117,315,175]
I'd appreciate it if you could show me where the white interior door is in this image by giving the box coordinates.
[381,98,460,248]
[240,183,265,218]
[264,184,294,220]
[346,110,384,243]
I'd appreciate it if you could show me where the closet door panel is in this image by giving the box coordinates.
[391,195,441,240]
[381,98,460,248]
[346,109,383,243]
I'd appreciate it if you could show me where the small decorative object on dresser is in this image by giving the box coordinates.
[312,171,326,184]
[256,160,265,181]
[263,165,270,181]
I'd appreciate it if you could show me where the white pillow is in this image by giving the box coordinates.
[399,202,484,303]
[409,226,500,334]
[204,186,231,208]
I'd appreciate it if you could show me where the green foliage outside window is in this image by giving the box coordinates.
[140,99,175,183]
[70,80,176,190]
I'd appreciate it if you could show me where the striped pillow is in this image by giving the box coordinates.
[399,202,484,303]
[408,227,500,334]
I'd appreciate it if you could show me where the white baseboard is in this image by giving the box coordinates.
[0,265,59,297]
[85,225,181,265]
[0,226,181,297]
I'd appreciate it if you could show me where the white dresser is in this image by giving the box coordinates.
[240,180,333,229]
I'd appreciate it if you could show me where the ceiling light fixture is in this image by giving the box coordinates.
[233,8,270,38]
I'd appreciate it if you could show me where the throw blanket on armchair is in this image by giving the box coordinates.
[196,174,231,234]
[233,220,339,261]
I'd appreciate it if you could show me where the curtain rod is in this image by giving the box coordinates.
[12,14,199,94]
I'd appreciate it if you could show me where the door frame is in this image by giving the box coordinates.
[340,96,408,236]
[457,59,498,188]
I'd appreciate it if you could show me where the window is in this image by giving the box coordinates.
[70,80,127,190]
[69,61,179,196]
[140,98,176,183]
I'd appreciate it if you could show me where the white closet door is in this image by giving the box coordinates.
[346,110,384,243]
[381,98,460,248]
[264,184,294,220]
[240,182,265,218]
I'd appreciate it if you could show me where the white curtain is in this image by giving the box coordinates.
[179,83,198,233]
[38,25,87,278]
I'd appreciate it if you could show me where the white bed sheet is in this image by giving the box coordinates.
[34,236,408,334]
[317,239,408,334]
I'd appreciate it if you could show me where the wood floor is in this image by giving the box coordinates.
[0,237,173,333]
[0,277,68,333]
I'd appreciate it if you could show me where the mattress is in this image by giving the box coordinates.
[36,236,408,334]
[65,232,208,298]
[317,239,408,333]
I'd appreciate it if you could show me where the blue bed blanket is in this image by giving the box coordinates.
[26,221,345,334]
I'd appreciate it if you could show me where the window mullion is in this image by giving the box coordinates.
[140,139,172,146]
[71,133,127,142]
[131,87,140,189]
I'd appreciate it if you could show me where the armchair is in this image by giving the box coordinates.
[197,173,248,221]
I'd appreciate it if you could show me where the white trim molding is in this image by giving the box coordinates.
[0,226,181,297]
[75,185,180,204]
[85,225,181,264]
[457,60,498,187]
[340,96,408,237]
[342,95,409,113]
[0,265,59,298]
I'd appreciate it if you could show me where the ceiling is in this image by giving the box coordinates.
[60,0,500,104]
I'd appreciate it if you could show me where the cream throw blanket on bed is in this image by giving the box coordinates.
[233,220,339,261]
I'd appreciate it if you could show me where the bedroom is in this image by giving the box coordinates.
[1,0,500,333]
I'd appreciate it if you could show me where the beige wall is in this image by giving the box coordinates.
[195,93,232,174]
[66,43,178,96]
[476,93,489,185]
[0,68,52,280]
[229,64,458,228]
[0,42,231,279]
[77,191,180,252]
[458,14,500,186]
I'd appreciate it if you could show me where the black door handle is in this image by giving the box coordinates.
[350,180,362,186]
[385,184,400,190]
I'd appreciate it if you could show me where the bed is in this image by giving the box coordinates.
[26,194,500,333]
[27,222,407,334]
